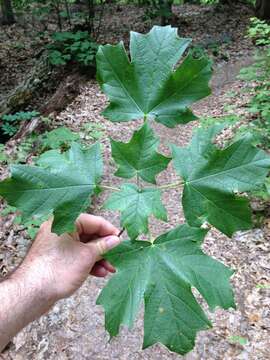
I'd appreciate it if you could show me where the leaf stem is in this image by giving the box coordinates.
[157,181,184,190]
[100,181,183,193]
[118,228,125,237]
[143,114,147,122]
[100,184,120,192]
[136,173,141,189]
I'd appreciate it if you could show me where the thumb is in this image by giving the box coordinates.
[85,235,121,261]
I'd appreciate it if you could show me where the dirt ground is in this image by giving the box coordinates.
[1,3,270,360]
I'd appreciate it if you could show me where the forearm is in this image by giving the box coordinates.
[0,265,56,352]
[0,214,120,352]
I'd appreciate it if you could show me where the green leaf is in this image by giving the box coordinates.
[228,335,248,346]
[42,127,80,150]
[97,25,211,127]
[0,143,103,234]
[111,122,170,184]
[105,183,167,239]
[97,224,234,355]
[36,149,68,169]
[171,126,270,236]
[0,145,8,163]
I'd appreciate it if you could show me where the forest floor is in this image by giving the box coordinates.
[1,3,270,360]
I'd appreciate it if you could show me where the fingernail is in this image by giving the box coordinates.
[105,236,120,250]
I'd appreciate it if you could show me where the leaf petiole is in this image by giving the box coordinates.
[157,181,184,190]
[100,184,120,192]
[100,181,184,193]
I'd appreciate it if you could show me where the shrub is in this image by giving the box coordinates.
[47,31,98,67]
[1,111,39,137]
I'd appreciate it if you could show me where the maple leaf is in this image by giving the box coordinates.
[0,143,103,234]
[105,183,167,239]
[98,224,234,355]
[111,122,171,184]
[171,126,270,236]
[97,25,211,127]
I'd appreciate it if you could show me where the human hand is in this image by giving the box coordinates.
[15,214,121,302]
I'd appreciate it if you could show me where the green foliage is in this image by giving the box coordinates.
[14,215,47,239]
[48,31,98,67]
[1,111,39,137]
[0,143,103,234]
[235,18,270,153]
[228,17,270,200]
[3,134,39,165]
[1,26,270,356]
[248,17,270,46]
[228,335,248,346]
[256,283,270,289]
[171,125,270,236]
[105,183,167,239]
[238,58,270,150]
[97,25,211,127]
[0,144,8,163]
[110,123,170,184]
[141,0,174,23]
[200,114,239,129]
[0,205,47,239]
[200,0,218,4]
[80,122,105,141]
[98,224,234,355]
[41,127,80,150]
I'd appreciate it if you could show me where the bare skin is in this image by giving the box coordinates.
[0,214,121,352]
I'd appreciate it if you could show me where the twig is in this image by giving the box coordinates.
[118,228,125,237]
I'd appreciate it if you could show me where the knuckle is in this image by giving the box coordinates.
[96,240,106,255]
[75,219,84,235]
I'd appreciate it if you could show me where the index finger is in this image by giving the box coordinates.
[76,213,119,237]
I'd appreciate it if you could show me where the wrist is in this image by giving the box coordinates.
[10,260,57,311]
[0,264,56,351]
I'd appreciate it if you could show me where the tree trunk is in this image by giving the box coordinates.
[0,0,15,25]
[256,0,270,20]
[0,53,50,117]
[159,0,173,26]
[86,0,95,33]
[40,72,87,116]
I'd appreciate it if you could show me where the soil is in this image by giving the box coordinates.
[0,3,270,360]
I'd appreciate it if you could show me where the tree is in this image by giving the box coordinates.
[0,0,15,25]
[158,0,174,25]
[256,0,270,20]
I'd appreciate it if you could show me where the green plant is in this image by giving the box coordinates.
[235,18,270,150]
[228,335,248,346]
[1,111,39,137]
[238,53,270,149]
[0,205,47,239]
[0,26,270,356]
[40,127,80,150]
[248,17,270,46]
[141,0,174,25]
[256,283,270,289]
[200,115,239,129]
[47,31,98,66]
[14,135,40,164]
[214,20,270,201]
[0,134,39,165]
[80,122,105,141]
[0,145,8,163]
[200,0,218,4]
